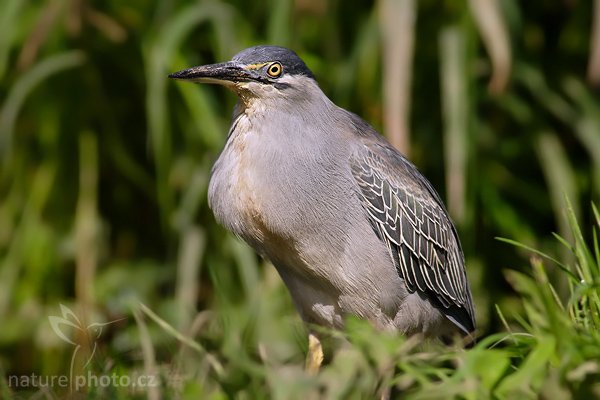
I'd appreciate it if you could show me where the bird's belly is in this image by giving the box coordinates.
[208,130,443,335]
[209,156,405,325]
[209,163,417,332]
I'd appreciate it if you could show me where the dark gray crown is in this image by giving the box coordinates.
[232,46,315,79]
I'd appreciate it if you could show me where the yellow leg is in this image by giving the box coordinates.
[304,332,323,375]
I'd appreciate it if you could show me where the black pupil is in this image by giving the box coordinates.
[270,65,280,75]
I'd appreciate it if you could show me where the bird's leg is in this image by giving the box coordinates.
[304,332,323,375]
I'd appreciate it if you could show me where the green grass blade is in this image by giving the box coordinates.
[0,50,85,156]
[137,303,224,377]
[0,0,23,80]
[496,237,578,282]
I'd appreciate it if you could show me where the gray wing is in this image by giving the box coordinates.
[350,142,475,334]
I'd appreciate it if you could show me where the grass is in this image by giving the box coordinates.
[122,201,598,400]
[119,202,597,399]
[1,1,599,399]
[6,202,595,399]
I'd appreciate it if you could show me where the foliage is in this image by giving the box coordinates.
[0,0,598,398]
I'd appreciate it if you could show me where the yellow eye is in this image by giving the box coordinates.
[267,62,283,78]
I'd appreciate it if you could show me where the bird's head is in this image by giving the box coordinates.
[169,46,319,104]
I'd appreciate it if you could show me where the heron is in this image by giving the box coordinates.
[169,45,475,373]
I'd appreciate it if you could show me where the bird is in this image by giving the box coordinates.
[169,45,475,372]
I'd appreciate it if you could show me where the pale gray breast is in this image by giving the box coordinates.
[209,109,366,273]
[208,112,263,242]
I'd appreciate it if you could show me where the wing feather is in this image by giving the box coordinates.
[351,145,475,334]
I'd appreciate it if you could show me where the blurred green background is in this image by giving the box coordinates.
[1,0,599,398]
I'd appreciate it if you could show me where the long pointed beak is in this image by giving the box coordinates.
[168,61,258,85]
